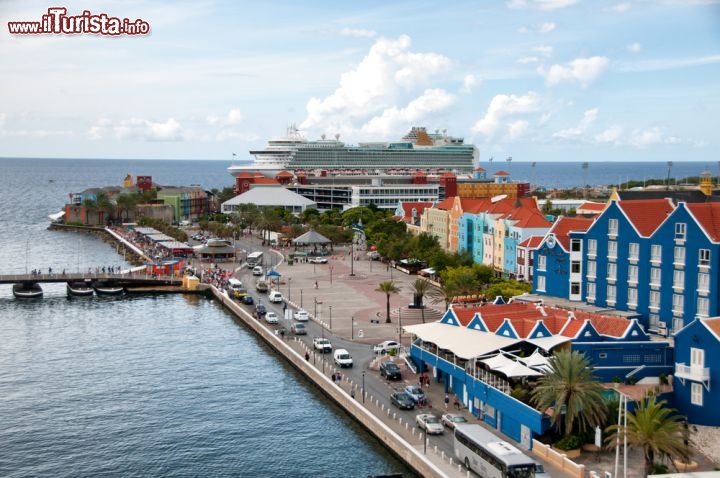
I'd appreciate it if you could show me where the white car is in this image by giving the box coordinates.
[294,309,310,321]
[440,413,468,430]
[415,413,444,435]
[308,257,328,264]
[264,311,279,324]
[333,349,353,368]
[372,340,400,354]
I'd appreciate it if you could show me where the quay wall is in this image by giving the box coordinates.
[48,224,149,264]
[211,287,449,478]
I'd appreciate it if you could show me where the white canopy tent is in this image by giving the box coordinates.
[403,322,518,360]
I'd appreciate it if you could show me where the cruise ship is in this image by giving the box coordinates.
[227,126,478,178]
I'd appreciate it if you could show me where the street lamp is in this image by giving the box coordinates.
[398,307,402,348]
[321,318,325,374]
[301,289,303,308]
[350,240,355,277]
[314,297,318,320]
[362,371,365,404]
[329,265,334,285]
[288,277,292,302]
[351,316,355,340]
[329,305,332,330]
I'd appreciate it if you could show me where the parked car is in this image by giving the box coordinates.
[313,337,332,353]
[440,413,468,430]
[379,361,402,380]
[373,340,400,354]
[367,251,381,260]
[333,349,353,368]
[308,257,328,264]
[415,413,444,435]
[294,309,309,321]
[290,322,307,335]
[403,385,426,404]
[241,295,254,305]
[390,391,415,410]
[255,302,267,317]
[265,311,279,324]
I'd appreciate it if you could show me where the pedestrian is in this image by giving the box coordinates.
[331,372,336,382]
[454,395,460,410]
[314,280,318,289]
[305,351,310,361]
[351,388,355,400]
[444,394,449,409]
[418,375,423,388]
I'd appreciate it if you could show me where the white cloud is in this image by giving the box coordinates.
[630,127,681,147]
[507,0,578,10]
[471,91,541,138]
[461,74,478,93]
[340,27,377,38]
[507,120,529,139]
[626,43,642,54]
[607,3,631,12]
[538,22,556,33]
[517,56,540,64]
[595,125,624,144]
[533,45,554,57]
[206,108,243,127]
[552,108,598,139]
[616,54,720,73]
[301,35,453,136]
[539,56,609,87]
[0,113,6,128]
[88,117,184,142]
[360,88,456,136]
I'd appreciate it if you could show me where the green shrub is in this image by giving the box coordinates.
[555,434,583,451]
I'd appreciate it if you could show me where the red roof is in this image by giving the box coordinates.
[547,216,595,250]
[618,199,674,237]
[519,235,544,248]
[494,170,510,177]
[474,167,486,172]
[687,203,720,242]
[577,201,606,212]
[434,197,455,210]
[702,318,720,339]
[399,202,433,222]
[252,177,280,185]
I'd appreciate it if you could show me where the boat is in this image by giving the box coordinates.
[227,126,478,178]
[13,283,43,299]
[93,282,124,296]
[67,281,94,297]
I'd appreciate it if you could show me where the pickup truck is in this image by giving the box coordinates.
[313,337,332,354]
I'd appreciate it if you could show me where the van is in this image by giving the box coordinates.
[268,290,283,303]
[333,349,353,368]
[252,266,264,276]
[227,278,243,294]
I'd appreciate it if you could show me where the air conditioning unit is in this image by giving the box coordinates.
[657,323,668,337]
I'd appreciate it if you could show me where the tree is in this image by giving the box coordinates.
[604,396,692,477]
[428,282,457,310]
[410,278,431,323]
[530,350,607,437]
[375,280,400,323]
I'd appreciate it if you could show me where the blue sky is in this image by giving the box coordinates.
[1,0,719,163]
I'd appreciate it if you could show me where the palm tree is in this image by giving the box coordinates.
[428,282,457,310]
[375,280,400,323]
[605,396,692,477]
[530,350,607,437]
[411,278,431,323]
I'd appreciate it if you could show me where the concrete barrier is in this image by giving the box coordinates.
[532,439,585,478]
[211,287,451,478]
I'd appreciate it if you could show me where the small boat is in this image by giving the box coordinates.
[67,282,94,297]
[13,283,43,299]
[93,282,124,296]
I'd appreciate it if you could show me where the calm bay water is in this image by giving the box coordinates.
[0,157,712,477]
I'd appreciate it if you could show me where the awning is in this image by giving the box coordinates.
[481,353,516,371]
[266,270,281,277]
[524,335,572,352]
[519,348,550,368]
[404,322,519,360]
[497,361,543,378]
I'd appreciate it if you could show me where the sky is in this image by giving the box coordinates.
[1,0,719,163]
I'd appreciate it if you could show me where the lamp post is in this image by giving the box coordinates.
[398,307,402,348]
[301,289,303,308]
[329,265,334,285]
[350,240,355,277]
[288,277,291,302]
[362,371,365,404]
[329,305,332,330]
[314,297,318,320]
[321,317,325,374]
[351,316,354,340]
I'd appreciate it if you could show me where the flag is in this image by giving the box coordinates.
[352,223,364,234]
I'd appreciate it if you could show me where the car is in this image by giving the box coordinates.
[265,311,279,324]
[290,322,307,335]
[415,413,444,435]
[255,302,267,317]
[367,251,381,260]
[333,349,353,368]
[390,391,415,410]
[308,257,328,264]
[268,291,283,303]
[241,295,254,305]
[294,309,309,321]
[403,385,426,404]
[255,280,269,293]
[440,413,468,430]
[252,266,263,276]
[234,287,249,299]
[379,361,402,380]
[372,340,400,355]
[313,337,332,353]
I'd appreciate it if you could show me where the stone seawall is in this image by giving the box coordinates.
[211,286,448,478]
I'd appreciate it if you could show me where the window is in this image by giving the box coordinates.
[586,282,596,301]
[674,246,685,266]
[691,347,705,367]
[607,284,617,302]
[672,294,684,314]
[698,272,710,292]
[675,222,687,241]
[571,261,581,274]
[587,260,596,279]
[628,265,638,284]
[571,239,582,252]
[608,241,618,259]
[699,249,710,267]
[697,297,710,318]
[537,275,546,292]
[673,270,685,290]
[629,242,639,261]
[627,287,638,307]
[587,239,597,256]
[649,291,660,309]
[608,218,618,236]
[651,244,662,262]
[537,254,546,271]
[571,282,581,295]
[650,268,661,287]
[691,383,703,406]
[673,317,684,333]
[607,262,617,281]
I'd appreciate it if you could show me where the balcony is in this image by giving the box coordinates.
[675,363,711,390]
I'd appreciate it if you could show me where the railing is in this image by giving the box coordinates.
[674,363,710,382]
